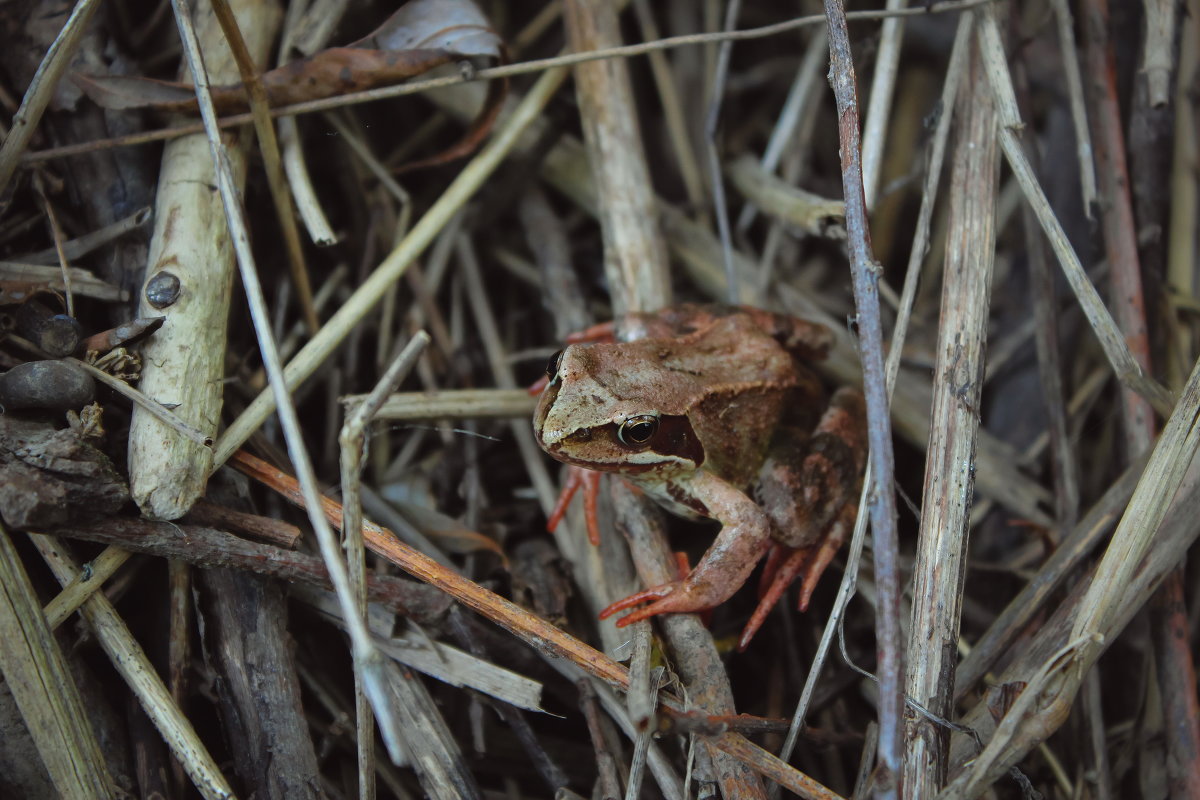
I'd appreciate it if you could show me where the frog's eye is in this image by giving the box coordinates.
[545,349,563,381]
[618,414,659,446]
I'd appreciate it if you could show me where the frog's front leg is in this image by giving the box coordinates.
[598,470,773,627]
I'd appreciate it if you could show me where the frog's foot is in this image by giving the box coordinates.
[602,470,775,628]
[737,505,855,650]
[546,466,603,544]
[598,578,726,628]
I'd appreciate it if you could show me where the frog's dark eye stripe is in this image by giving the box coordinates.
[545,350,564,382]
[617,414,659,446]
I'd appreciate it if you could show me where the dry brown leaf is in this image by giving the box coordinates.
[73,0,507,168]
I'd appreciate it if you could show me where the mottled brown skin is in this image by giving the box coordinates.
[533,305,866,646]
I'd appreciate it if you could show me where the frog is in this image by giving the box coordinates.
[532,304,867,648]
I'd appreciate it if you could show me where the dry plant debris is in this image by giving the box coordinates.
[0,0,1198,798]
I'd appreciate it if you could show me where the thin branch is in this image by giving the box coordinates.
[821,0,904,794]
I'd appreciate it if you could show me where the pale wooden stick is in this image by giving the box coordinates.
[275,0,342,246]
[860,0,906,208]
[631,0,707,213]
[776,17,973,781]
[1049,0,1098,214]
[127,0,281,519]
[42,545,134,629]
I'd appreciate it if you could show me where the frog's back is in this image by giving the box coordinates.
[662,314,788,384]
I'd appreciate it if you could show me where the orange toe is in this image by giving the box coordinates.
[739,548,812,650]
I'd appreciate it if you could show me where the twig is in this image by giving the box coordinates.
[860,0,907,208]
[702,0,742,303]
[49,518,454,625]
[1083,0,1154,454]
[631,0,707,214]
[71,358,213,446]
[208,0,317,332]
[1049,0,1097,215]
[821,0,904,793]
[0,522,117,799]
[16,205,150,265]
[126,0,277,518]
[167,0,404,761]
[1011,49,1080,530]
[563,0,670,314]
[42,545,134,629]
[1150,568,1200,797]
[340,332,431,797]
[230,449,633,690]
[735,29,827,234]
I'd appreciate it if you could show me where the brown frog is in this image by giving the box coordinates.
[533,304,866,648]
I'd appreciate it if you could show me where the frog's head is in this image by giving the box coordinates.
[533,343,705,475]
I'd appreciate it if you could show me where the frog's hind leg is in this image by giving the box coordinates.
[756,387,866,546]
[740,387,866,648]
[738,504,855,651]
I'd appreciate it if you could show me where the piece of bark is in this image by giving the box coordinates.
[51,516,454,626]
[613,489,765,799]
[388,662,483,800]
[126,695,171,800]
[126,0,281,519]
[183,498,302,548]
[197,568,322,800]
[0,414,127,529]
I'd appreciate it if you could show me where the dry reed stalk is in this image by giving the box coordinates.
[340,333,430,800]
[0,523,116,799]
[903,34,999,796]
